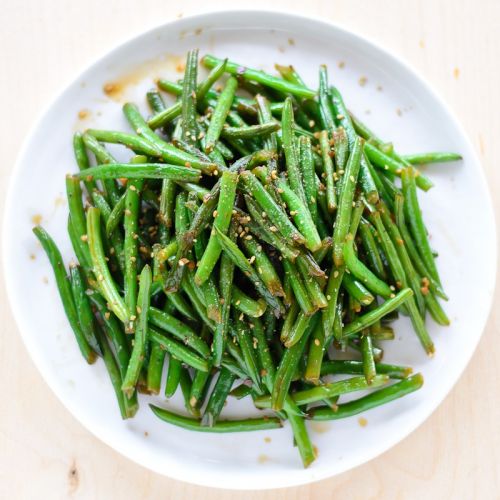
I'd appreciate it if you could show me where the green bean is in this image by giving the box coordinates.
[258,375,389,408]
[282,259,317,316]
[213,235,235,366]
[360,334,377,383]
[369,212,406,289]
[405,295,435,355]
[146,88,166,114]
[86,129,162,157]
[296,257,328,310]
[358,219,387,281]
[149,58,227,130]
[365,143,433,191]
[68,216,93,277]
[202,277,221,323]
[401,167,441,285]
[424,291,450,326]
[276,178,321,252]
[105,191,126,239]
[231,317,263,392]
[195,171,238,285]
[394,194,447,301]
[322,264,345,340]
[202,368,237,426]
[181,49,199,145]
[73,132,98,195]
[147,343,166,394]
[69,265,101,355]
[241,238,284,297]
[378,201,426,315]
[202,54,315,99]
[150,404,282,432]
[221,355,248,380]
[256,94,278,152]
[343,234,392,298]
[148,307,210,357]
[94,324,130,418]
[282,97,307,203]
[158,78,285,116]
[286,398,316,468]
[122,265,151,398]
[299,136,318,224]
[82,133,122,205]
[321,360,412,379]
[149,326,210,372]
[319,130,337,212]
[123,167,143,331]
[271,313,319,410]
[87,291,131,377]
[222,122,280,139]
[250,317,275,392]
[122,103,214,171]
[318,65,335,132]
[309,373,424,420]
[242,197,300,261]
[329,87,378,202]
[189,368,212,411]
[215,227,284,317]
[343,288,413,337]
[342,272,375,305]
[327,129,346,177]
[65,176,92,269]
[333,136,363,266]
[165,357,182,398]
[280,301,299,344]
[304,321,325,383]
[204,76,238,153]
[86,208,128,323]
[400,152,462,165]
[284,312,313,348]
[78,163,201,182]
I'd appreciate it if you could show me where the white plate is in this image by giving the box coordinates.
[3,10,496,490]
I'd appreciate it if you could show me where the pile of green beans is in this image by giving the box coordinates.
[34,50,460,468]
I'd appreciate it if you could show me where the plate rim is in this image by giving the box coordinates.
[3,8,497,490]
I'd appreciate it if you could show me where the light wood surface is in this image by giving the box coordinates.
[1,1,499,498]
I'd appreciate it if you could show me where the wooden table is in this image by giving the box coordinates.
[1,1,499,498]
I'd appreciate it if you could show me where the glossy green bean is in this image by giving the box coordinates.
[202,54,316,99]
[343,288,413,337]
[309,374,424,420]
[150,404,282,432]
[122,265,152,398]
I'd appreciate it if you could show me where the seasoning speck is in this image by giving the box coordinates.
[338,61,345,69]
[396,108,403,117]
[78,109,90,120]
[29,253,36,260]
[31,214,43,225]
[103,82,121,98]
[258,454,270,464]
[358,76,367,87]
[264,437,272,443]
[358,417,368,427]
[453,67,460,80]
[288,38,295,46]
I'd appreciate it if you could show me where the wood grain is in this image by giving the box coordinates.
[1,1,499,498]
